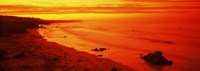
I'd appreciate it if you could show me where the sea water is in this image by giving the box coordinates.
[38,13,200,71]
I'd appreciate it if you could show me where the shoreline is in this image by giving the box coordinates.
[0,16,135,71]
[39,19,200,71]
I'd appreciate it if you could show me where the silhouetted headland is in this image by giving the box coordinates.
[0,15,49,36]
[0,15,82,37]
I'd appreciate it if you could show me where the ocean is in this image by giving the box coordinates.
[38,13,200,71]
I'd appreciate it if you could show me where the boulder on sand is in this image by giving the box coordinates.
[140,51,173,66]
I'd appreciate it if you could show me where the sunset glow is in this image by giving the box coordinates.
[1,0,200,16]
[0,0,123,7]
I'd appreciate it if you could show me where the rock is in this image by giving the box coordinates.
[111,67,118,71]
[12,53,26,59]
[0,66,5,71]
[22,65,32,70]
[91,48,107,51]
[52,57,60,61]
[163,41,174,44]
[64,36,67,38]
[84,68,89,71]
[97,54,103,57]
[91,48,98,51]
[77,59,82,62]
[0,50,7,55]
[99,48,107,51]
[140,51,173,66]
[0,56,9,61]
[37,36,43,38]
[0,50,9,61]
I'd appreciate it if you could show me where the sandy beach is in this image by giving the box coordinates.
[0,15,134,71]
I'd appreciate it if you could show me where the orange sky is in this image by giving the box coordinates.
[0,0,200,15]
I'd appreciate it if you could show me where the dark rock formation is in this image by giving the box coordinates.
[0,15,49,37]
[52,57,60,61]
[21,65,32,70]
[163,41,174,44]
[97,54,103,57]
[64,36,67,38]
[99,48,107,51]
[0,50,9,61]
[0,66,5,71]
[91,48,107,51]
[12,53,26,59]
[111,67,118,71]
[140,51,173,66]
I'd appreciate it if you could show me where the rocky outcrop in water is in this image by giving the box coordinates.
[141,51,173,66]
